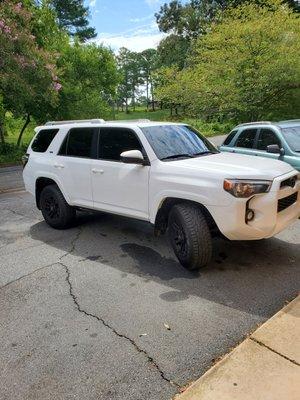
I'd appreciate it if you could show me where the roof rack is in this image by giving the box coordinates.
[45,119,105,126]
[237,121,272,127]
[106,119,151,123]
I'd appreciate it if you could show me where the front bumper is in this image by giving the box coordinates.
[208,171,300,240]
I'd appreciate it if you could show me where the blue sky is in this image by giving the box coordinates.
[86,0,169,52]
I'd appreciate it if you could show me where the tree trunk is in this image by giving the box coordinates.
[125,98,129,114]
[0,124,5,144]
[146,77,149,111]
[17,114,30,147]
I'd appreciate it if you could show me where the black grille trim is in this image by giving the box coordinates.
[277,192,298,213]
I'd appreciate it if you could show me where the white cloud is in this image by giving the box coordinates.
[96,32,165,52]
[145,0,161,7]
[89,0,97,7]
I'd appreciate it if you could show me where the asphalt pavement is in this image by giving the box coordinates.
[1,133,299,400]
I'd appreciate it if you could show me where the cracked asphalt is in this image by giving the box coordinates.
[0,181,299,399]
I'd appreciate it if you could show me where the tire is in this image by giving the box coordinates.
[40,184,76,229]
[168,203,212,270]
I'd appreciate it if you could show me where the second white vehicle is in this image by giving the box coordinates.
[23,119,300,270]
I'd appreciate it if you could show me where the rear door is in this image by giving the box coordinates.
[91,127,150,220]
[55,127,97,208]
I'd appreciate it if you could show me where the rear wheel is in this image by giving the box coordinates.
[40,184,76,229]
[168,203,212,270]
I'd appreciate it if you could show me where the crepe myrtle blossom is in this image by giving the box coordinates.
[53,82,62,91]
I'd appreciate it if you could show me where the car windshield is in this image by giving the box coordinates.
[281,126,300,152]
[141,125,218,160]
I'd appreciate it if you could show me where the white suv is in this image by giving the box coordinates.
[23,119,300,270]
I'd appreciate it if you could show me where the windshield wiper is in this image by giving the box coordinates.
[193,150,217,156]
[161,153,195,160]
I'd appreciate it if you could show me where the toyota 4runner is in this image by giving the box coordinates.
[23,119,300,270]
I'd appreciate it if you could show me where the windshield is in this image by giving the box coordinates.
[281,126,300,152]
[141,125,218,160]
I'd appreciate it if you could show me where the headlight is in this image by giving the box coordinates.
[223,179,272,198]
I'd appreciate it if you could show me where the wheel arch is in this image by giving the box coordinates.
[35,177,68,209]
[153,197,219,236]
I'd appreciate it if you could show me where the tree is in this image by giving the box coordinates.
[140,49,157,109]
[156,0,300,40]
[0,1,60,145]
[174,0,300,121]
[54,41,119,120]
[50,0,96,41]
[156,34,189,69]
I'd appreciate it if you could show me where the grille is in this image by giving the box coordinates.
[277,192,298,212]
[280,175,297,189]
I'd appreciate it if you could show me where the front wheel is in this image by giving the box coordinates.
[168,203,212,270]
[40,184,76,229]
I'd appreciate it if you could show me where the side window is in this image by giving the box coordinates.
[223,130,238,146]
[98,128,142,161]
[31,129,59,152]
[257,129,281,151]
[235,129,257,149]
[59,128,95,158]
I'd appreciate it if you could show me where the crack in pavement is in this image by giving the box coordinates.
[0,262,57,290]
[250,337,300,366]
[59,227,83,261]
[59,260,181,390]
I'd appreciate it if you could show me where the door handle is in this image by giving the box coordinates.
[54,163,64,169]
[92,168,104,174]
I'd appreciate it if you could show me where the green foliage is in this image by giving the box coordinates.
[55,42,119,120]
[156,34,190,69]
[156,0,300,122]
[0,1,59,123]
[50,0,96,41]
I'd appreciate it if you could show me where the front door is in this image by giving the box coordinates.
[91,127,150,220]
[253,128,281,160]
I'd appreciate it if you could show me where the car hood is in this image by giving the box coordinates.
[172,152,294,179]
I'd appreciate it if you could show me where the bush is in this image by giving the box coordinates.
[0,142,28,165]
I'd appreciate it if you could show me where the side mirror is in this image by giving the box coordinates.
[120,150,145,165]
[266,144,284,156]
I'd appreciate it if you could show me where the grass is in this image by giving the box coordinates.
[0,108,233,165]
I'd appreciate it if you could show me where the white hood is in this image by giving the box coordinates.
[171,152,294,180]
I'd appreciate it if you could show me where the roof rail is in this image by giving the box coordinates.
[106,119,151,123]
[278,119,300,124]
[237,121,272,127]
[45,119,105,126]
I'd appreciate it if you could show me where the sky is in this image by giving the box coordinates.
[86,0,170,52]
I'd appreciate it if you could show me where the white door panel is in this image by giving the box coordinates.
[91,159,149,219]
[55,156,93,207]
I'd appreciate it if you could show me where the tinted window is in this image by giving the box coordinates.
[235,129,257,148]
[59,128,95,158]
[31,129,59,152]
[98,128,142,161]
[223,130,238,146]
[281,126,300,152]
[141,125,217,160]
[257,129,281,151]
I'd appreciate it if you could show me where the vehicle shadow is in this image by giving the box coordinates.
[30,211,300,317]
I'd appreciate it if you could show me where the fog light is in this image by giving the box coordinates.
[246,209,255,222]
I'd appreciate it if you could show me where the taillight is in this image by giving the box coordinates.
[22,153,29,169]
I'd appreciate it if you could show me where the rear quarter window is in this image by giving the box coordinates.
[31,129,59,152]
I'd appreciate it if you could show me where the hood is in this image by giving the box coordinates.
[171,152,294,180]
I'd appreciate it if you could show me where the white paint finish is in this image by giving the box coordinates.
[23,121,300,241]
[91,159,150,220]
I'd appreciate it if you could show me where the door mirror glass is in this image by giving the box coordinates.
[266,144,284,155]
[120,150,145,165]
